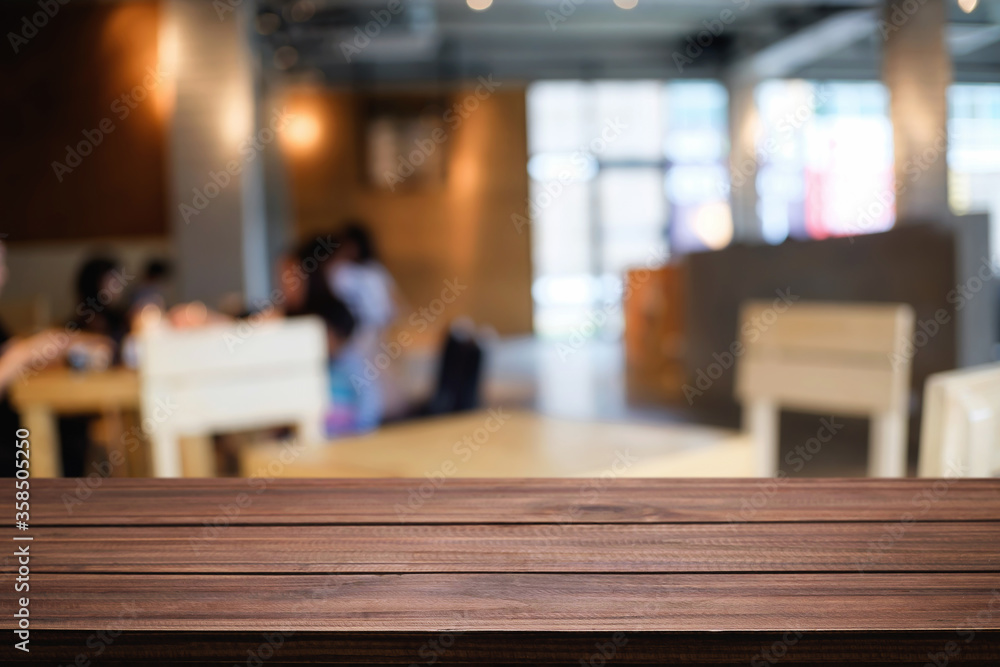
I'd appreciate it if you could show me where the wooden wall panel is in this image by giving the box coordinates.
[0,1,167,242]
[283,87,533,336]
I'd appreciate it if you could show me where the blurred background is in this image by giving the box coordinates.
[1,0,999,480]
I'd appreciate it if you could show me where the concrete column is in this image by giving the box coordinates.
[726,74,763,244]
[161,0,271,308]
[881,0,951,224]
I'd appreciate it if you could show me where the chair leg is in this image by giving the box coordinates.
[22,405,62,477]
[296,414,324,446]
[869,411,907,478]
[746,400,779,477]
[150,428,183,478]
[967,413,994,478]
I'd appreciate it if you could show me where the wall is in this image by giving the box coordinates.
[281,86,533,336]
[4,238,173,325]
[0,0,167,242]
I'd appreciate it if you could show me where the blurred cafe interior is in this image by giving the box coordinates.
[2,0,1000,480]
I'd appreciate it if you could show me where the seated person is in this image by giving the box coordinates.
[282,237,379,436]
[0,242,112,477]
[59,256,133,475]
[327,222,406,421]
[128,258,172,315]
[70,256,130,355]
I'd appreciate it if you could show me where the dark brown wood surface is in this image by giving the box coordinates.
[21,477,1000,524]
[3,478,1000,665]
[14,572,1000,631]
[7,522,1000,573]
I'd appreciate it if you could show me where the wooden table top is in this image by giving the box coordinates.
[4,478,1000,664]
[240,409,753,478]
[9,367,139,411]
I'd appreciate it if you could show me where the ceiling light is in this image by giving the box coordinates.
[284,111,322,152]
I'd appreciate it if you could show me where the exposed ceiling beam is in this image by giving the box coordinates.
[730,8,876,81]
[948,23,1000,56]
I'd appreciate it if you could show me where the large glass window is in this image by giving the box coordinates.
[948,84,1000,261]
[527,80,729,338]
[756,81,894,243]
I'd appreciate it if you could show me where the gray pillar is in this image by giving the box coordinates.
[261,87,296,276]
[881,0,951,224]
[162,0,271,308]
[726,74,763,244]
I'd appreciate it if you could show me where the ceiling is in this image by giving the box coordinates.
[251,0,1000,85]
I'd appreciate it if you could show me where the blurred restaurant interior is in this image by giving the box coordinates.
[2,0,1000,480]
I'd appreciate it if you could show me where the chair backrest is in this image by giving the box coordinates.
[424,326,483,415]
[138,316,329,470]
[735,301,914,417]
[735,300,915,477]
[0,296,51,335]
[919,362,1000,478]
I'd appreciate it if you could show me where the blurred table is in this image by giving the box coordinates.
[9,368,140,477]
[240,409,752,478]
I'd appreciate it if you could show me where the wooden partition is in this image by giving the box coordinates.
[623,264,686,404]
[685,225,960,412]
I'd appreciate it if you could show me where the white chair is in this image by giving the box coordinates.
[919,363,1000,478]
[138,317,329,477]
[735,301,915,477]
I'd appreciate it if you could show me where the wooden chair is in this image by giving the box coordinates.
[919,362,1000,478]
[735,301,915,477]
[137,317,329,477]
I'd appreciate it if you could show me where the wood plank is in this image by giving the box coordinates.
[737,357,897,415]
[14,478,1000,525]
[9,573,1000,632]
[740,301,911,356]
[6,522,999,574]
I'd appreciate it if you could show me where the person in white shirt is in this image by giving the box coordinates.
[327,222,404,424]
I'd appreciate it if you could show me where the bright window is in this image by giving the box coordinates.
[756,81,894,243]
[526,80,729,338]
[948,84,1000,262]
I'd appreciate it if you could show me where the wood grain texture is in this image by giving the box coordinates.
[11,477,1000,525]
[4,479,999,664]
[9,572,1000,632]
[4,522,999,574]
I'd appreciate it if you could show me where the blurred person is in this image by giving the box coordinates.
[282,237,381,435]
[129,258,172,314]
[327,221,405,421]
[0,242,111,477]
[58,255,132,476]
[328,222,399,335]
[70,256,130,357]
